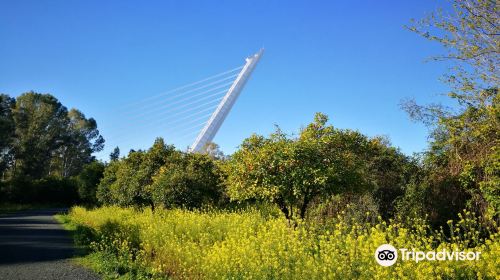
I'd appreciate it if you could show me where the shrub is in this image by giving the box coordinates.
[1,176,78,204]
[32,176,79,204]
[151,153,223,209]
[307,193,380,230]
[396,176,472,229]
[75,161,105,205]
[96,138,177,208]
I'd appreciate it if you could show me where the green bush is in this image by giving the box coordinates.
[32,177,79,204]
[307,193,380,230]
[151,153,223,209]
[75,161,105,205]
[396,177,471,229]
[0,176,78,205]
[96,138,176,208]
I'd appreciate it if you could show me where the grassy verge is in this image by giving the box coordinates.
[59,206,499,279]
[56,213,160,280]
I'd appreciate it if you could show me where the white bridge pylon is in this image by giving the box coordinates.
[189,49,264,153]
[105,50,264,153]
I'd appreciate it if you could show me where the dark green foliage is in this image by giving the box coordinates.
[0,91,104,205]
[0,177,34,203]
[109,147,120,161]
[0,176,78,205]
[34,177,80,204]
[151,153,223,209]
[396,177,471,228]
[111,150,148,207]
[97,138,223,210]
[366,137,421,220]
[97,138,177,208]
[307,193,380,230]
[0,94,15,176]
[407,90,499,220]
[55,109,105,177]
[74,224,97,247]
[96,160,120,205]
[12,92,70,179]
[75,161,105,205]
[10,92,104,179]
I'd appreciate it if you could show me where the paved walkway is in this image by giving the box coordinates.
[0,209,100,280]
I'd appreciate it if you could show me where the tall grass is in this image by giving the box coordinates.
[66,206,499,279]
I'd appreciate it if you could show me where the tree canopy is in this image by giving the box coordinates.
[7,92,104,179]
[0,91,106,205]
[223,113,414,219]
[403,0,499,221]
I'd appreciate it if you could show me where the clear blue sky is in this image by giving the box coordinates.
[0,0,454,160]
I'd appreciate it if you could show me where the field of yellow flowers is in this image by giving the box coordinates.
[64,206,499,279]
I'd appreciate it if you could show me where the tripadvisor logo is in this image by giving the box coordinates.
[375,244,398,266]
[375,244,481,267]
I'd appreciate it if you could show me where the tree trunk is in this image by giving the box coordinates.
[299,195,310,220]
[276,197,290,220]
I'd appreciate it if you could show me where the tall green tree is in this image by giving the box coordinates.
[12,92,70,179]
[52,109,105,177]
[0,94,15,177]
[223,113,374,220]
[109,146,120,161]
[96,160,121,205]
[11,92,104,179]
[98,138,175,208]
[366,136,420,220]
[404,0,499,220]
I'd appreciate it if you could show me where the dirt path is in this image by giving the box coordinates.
[0,209,100,280]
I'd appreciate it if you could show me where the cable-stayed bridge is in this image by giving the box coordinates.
[104,50,263,155]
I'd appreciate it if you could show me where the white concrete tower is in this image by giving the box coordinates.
[189,49,264,153]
